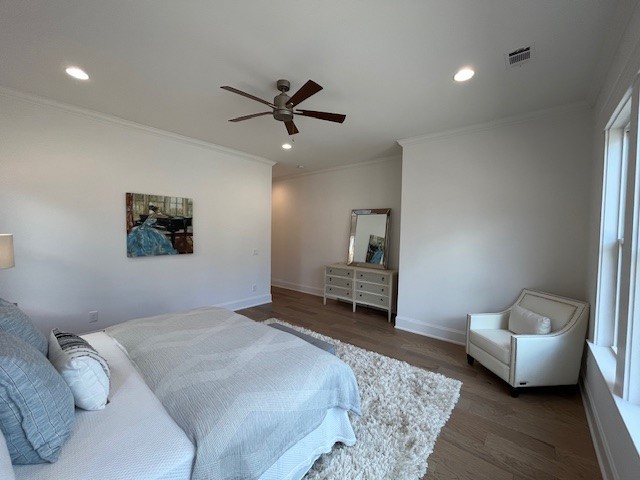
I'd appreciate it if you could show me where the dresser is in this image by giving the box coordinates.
[323,263,397,322]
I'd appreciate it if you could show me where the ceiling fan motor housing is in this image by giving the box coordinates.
[273,92,293,121]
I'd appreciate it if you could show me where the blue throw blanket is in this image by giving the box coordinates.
[106,307,361,480]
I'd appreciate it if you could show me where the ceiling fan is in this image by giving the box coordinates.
[221,79,346,135]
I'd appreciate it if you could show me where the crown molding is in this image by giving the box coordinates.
[397,101,590,147]
[0,86,275,166]
[587,0,640,108]
[593,5,640,127]
[273,155,401,182]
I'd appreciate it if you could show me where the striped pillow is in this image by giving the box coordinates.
[48,329,110,411]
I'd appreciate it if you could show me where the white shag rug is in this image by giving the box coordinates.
[263,319,462,480]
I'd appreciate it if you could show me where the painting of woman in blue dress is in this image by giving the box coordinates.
[127,205,178,257]
[126,193,193,257]
[366,235,385,265]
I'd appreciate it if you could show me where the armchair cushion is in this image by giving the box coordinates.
[468,329,511,364]
[508,305,551,335]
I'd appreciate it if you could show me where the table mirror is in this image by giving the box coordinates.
[347,208,391,270]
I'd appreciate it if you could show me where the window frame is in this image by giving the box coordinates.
[596,73,640,405]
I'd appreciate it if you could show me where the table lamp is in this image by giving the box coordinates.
[0,234,15,269]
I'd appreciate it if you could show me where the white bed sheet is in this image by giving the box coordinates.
[14,332,195,480]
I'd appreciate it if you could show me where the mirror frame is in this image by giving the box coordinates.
[347,208,391,270]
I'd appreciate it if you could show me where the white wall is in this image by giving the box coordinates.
[396,105,593,344]
[0,90,273,334]
[583,1,640,478]
[272,157,401,295]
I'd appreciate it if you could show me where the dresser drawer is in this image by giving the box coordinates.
[357,282,389,295]
[356,291,390,307]
[327,276,352,289]
[326,266,353,278]
[325,285,352,299]
[356,271,390,285]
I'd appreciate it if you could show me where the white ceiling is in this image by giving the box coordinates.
[0,1,619,177]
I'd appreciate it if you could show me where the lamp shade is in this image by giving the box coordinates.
[0,234,15,269]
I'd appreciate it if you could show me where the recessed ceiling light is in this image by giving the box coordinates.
[454,67,474,82]
[282,143,292,150]
[65,66,89,80]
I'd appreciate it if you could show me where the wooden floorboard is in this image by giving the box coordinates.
[239,287,601,480]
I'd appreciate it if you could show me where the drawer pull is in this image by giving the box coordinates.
[381,288,384,292]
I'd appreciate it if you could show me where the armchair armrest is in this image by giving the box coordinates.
[467,310,510,331]
[510,327,585,387]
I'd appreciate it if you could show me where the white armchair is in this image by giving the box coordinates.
[466,289,589,397]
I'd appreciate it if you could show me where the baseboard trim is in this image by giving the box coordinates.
[580,376,617,480]
[395,315,466,345]
[218,294,272,311]
[271,279,323,297]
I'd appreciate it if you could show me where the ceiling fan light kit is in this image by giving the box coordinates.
[222,79,346,136]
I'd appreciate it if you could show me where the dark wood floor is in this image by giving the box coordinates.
[239,287,601,480]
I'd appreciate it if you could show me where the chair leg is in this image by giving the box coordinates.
[466,354,474,366]
[510,387,520,398]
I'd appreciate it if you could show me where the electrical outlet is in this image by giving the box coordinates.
[251,284,257,293]
[252,249,259,256]
[89,311,98,323]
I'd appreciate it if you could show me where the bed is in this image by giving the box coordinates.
[2,307,362,480]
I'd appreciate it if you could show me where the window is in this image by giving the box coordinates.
[613,126,631,354]
[597,101,631,352]
[596,75,640,405]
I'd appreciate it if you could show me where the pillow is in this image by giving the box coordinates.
[0,298,48,356]
[508,304,552,335]
[48,329,111,411]
[0,331,75,464]
[0,429,15,480]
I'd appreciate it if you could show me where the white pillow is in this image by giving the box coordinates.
[508,305,552,335]
[48,329,110,410]
[0,428,15,480]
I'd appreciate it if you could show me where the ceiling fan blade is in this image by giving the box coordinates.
[287,80,323,107]
[228,112,272,122]
[221,86,275,108]
[296,109,346,123]
[284,120,299,135]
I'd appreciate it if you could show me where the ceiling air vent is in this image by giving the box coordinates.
[506,46,532,68]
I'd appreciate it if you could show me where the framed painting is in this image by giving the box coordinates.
[125,192,193,257]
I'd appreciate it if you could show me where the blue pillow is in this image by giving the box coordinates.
[0,298,48,356]
[0,332,75,464]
